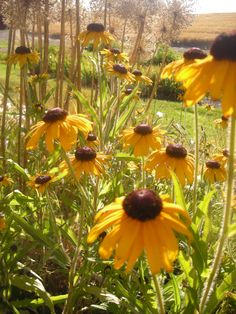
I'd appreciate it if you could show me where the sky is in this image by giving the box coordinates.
[193,0,236,13]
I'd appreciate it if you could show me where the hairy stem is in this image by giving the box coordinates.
[199,117,235,313]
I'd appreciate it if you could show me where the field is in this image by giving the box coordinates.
[176,12,236,47]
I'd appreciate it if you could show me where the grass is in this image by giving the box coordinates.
[151,99,223,146]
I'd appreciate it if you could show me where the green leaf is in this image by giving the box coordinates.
[193,189,215,227]
[10,274,55,313]
[66,79,100,125]
[170,273,181,312]
[6,159,29,178]
[43,87,55,104]
[11,294,68,308]
[194,189,215,242]
[11,212,69,268]
[228,224,236,238]
[113,102,136,134]
[170,171,186,209]
[114,153,140,162]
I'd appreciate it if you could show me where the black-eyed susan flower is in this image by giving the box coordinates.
[145,144,194,186]
[59,147,110,179]
[0,175,13,187]
[33,103,44,112]
[175,31,236,117]
[161,47,207,80]
[214,116,229,129]
[213,149,229,166]
[78,23,114,49]
[26,108,92,152]
[87,189,192,274]
[100,48,129,63]
[203,103,215,111]
[28,73,49,84]
[122,87,141,100]
[204,160,227,183]
[104,62,135,82]
[27,174,57,194]
[86,132,99,148]
[8,46,40,68]
[121,124,164,157]
[0,214,6,230]
[132,69,153,86]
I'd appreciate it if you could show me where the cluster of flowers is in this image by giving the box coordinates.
[2,24,235,276]
[79,23,153,87]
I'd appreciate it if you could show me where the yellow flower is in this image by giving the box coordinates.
[0,214,6,230]
[104,62,136,82]
[27,174,57,194]
[203,103,215,111]
[214,116,229,129]
[78,23,114,49]
[122,88,141,101]
[174,31,236,117]
[87,189,192,274]
[161,48,207,80]
[28,73,49,84]
[8,46,40,68]
[132,69,153,86]
[213,149,229,166]
[204,160,227,183]
[121,124,164,157]
[26,108,93,152]
[145,144,194,186]
[0,175,13,186]
[33,103,44,112]
[100,48,129,63]
[86,132,99,148]
[59,147,111,179]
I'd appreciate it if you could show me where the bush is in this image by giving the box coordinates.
[156,78,183,101]
[149,45,180,65]
[140,76,183,102]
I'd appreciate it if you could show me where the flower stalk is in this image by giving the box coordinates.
[199,117,235,313]
[193,104,199,215]
[152,274,165,314]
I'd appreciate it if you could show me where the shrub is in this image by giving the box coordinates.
[149,45,180,65]
[140,75,183,102]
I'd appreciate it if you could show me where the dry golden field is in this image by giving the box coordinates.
[49,12,236,48]
[179,12,236,41]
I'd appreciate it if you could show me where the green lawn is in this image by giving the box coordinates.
[150,99,225,150]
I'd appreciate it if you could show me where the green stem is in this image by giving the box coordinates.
[46,190,61,243]
[60,148,90,210]
[62,202,85,314]
[193,104,199,215]
[97,51,103,150]
[199,117,235,313]
[141,156,146,188]
[152,274,165,314]
[60,148,88,313]
[93,177,99,213]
